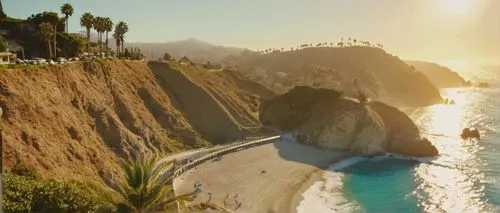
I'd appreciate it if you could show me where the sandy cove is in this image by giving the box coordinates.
[174,137,348,213]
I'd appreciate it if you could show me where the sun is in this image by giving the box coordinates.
[438,0,473,15]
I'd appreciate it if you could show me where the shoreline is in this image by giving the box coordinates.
[285,155,349,213]
[286,168,327,213]
[174,140,349,213]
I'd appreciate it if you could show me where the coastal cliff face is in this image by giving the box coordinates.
[149,62,277,142]
[260,86,438,157]
[406,61,467,88]
[0,60,275,183]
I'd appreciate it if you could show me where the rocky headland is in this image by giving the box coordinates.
[260,86,439,157]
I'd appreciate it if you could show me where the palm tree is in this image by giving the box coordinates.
[117,155,174,213]
[115,21,129,57]
[39,22,55,58]
[0,0,6,19]
[94,16,105,56]
[80,12,94,52]
[60,3,73,33]
[103,18,113,54]
[113,31,121,57]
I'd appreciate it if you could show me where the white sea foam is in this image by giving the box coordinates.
[329,156,366,171]
[296,157,365,213]
[296,154,440,213]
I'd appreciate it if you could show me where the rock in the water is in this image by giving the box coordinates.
[478,82,489,88]
[460,128,480,139]
[260,86,439,157]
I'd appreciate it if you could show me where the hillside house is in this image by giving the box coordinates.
[0,51,16,65]
[179,56,191,66]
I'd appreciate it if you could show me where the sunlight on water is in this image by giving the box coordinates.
[411,88,496,212]
[299,82,500,213]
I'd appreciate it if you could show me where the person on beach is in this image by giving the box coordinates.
[194,181,202,193]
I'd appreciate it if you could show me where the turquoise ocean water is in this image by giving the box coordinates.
[297,66,500,213]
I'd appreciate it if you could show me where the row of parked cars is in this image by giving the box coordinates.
[16,57,80,65]
[15,53,123,66]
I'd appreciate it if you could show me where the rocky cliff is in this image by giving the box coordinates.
[148,61,277,142]
[0,60,275,183]
[260,86,438,157]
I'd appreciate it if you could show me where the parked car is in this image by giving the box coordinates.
[32,58,47,64]
[48,60,57,65]
[16,59,27,65]
[56,57,67,64]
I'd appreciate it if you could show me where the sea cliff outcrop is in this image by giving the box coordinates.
[260,86,438,157]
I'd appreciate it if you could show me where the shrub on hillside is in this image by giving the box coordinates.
[0,35,7,51]
[32,180,97,212]
[10,163,38,179]
[3,173,35,212]
[2,173,99,213]
[57,33,85,57]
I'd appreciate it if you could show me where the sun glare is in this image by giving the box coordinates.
[439,0,473,15]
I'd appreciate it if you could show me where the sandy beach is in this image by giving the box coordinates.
[174,137,348,213]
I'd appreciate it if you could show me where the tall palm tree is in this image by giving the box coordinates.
[0,0,6,19]
[94,16,105,56]
[115,21,129,57]
[117,155,174,213]
[113,31,121,57]
[39,22,55,58]
[103,17,113,53]
[80,12,94,52]
[60,3,73,33]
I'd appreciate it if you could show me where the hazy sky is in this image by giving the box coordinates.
[3,0,499,64]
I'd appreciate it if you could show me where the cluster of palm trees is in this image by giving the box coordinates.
[257,37,384,55]
[80,13,116,54]
[79,11,128,57]
[37,2,130,58]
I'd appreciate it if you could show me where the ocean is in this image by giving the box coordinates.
[297,66,500,213]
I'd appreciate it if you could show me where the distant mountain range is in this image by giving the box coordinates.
[127,38,247,63]
[74,32,247,63]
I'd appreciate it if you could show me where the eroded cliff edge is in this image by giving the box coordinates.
[260,86,438,157]
[0,60,276,183]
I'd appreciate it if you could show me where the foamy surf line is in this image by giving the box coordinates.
[296,154,439,213]
[296,157,365,213]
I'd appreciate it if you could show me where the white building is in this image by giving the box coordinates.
[0,51,16,65]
